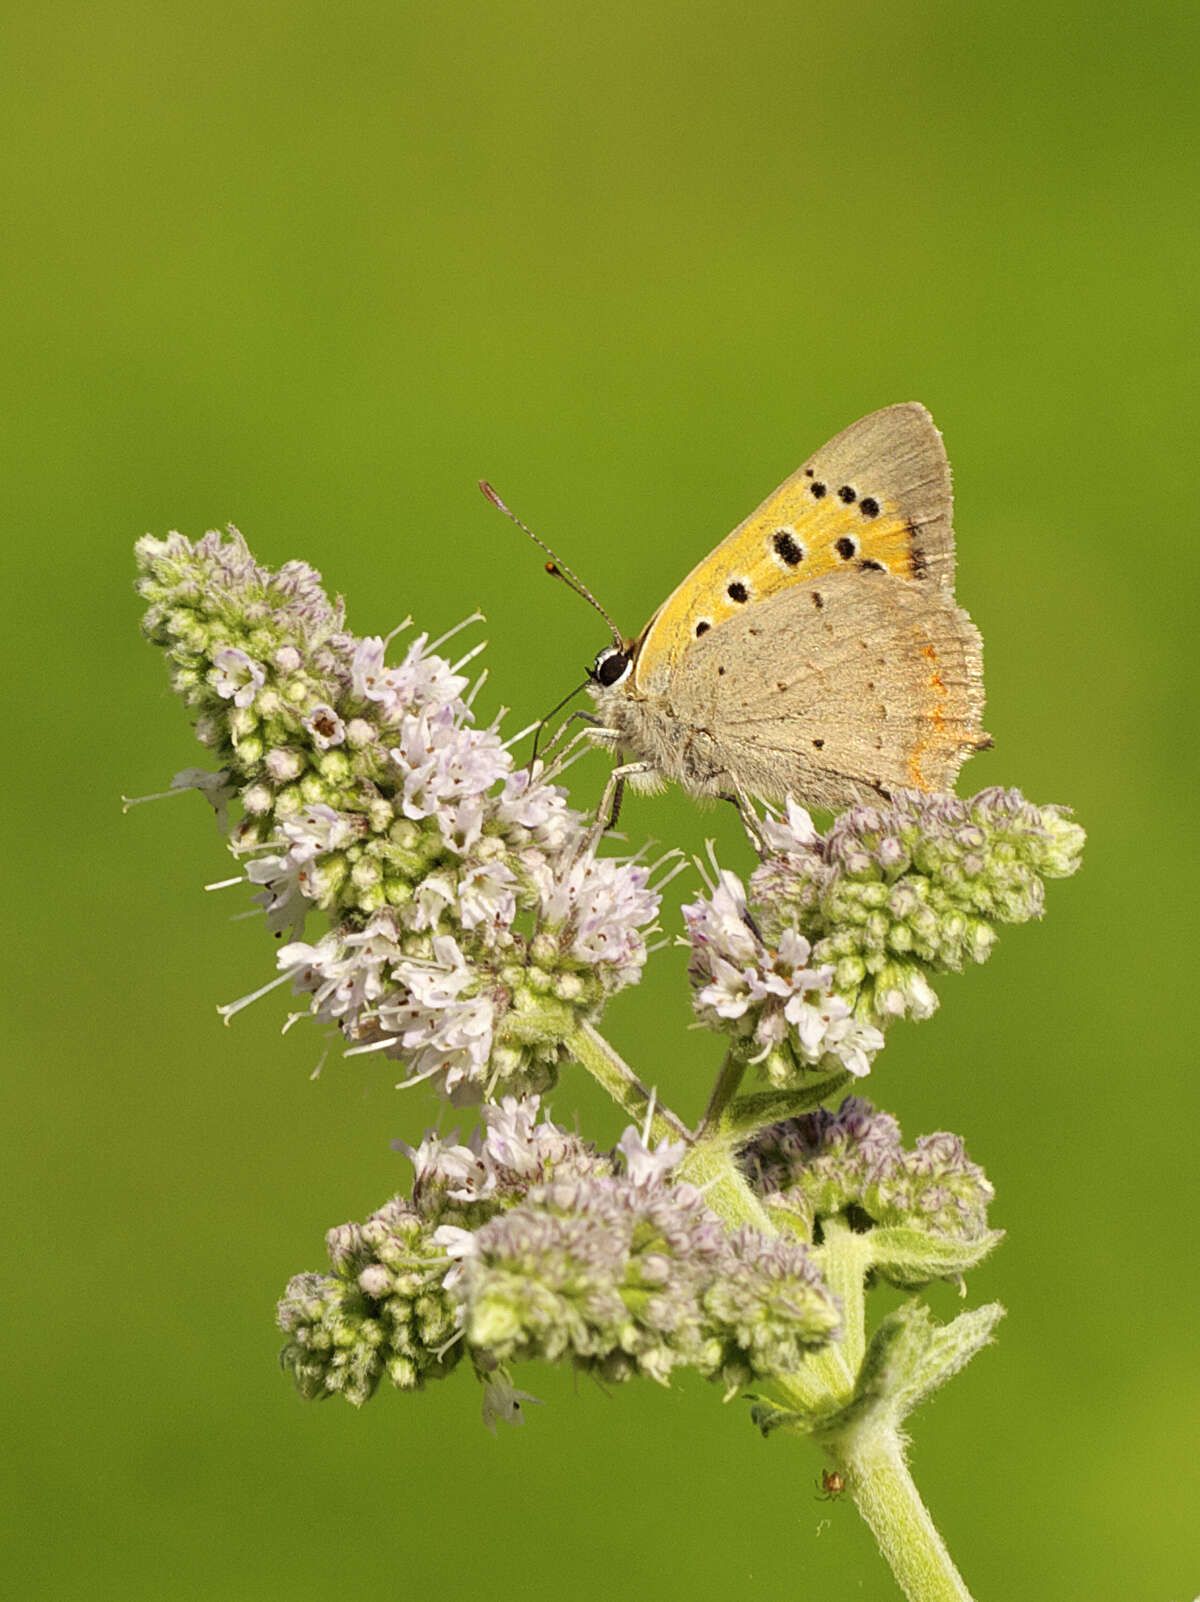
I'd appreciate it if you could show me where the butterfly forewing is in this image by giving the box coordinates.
[633,403,955,698]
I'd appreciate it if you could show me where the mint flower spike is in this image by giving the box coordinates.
[138,525,1090,1602]
[278,1094,843,1411]
[277,1095,604,1407]
[741,1097,1002,1287]
[682,787,1085,1087]
[682,850,886,1085]
[135,529,666,1103]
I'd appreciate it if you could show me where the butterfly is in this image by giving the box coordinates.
[484,404,988,833]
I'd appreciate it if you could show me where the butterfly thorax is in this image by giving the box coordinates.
[589,632,750,799]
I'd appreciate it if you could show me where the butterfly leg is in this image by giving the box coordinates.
[527,679,594,767]
[584,758,659,849]
[535,719,610,791]
[534,706,599,769]
[720,779,767,855]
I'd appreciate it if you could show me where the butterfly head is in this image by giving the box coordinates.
[590,643,634,689]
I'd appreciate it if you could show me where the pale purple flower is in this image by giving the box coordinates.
[377,937,496,1092]
[479,1096,551,1178]
[759,796,819,855]
[684,862,884,1080]
[683,869,760,973]
[352,630,471,722]
[492,766,577,852]
[390,708,510,821]
[137,530,674,1101]
[539,854,660,989]
[211,646,266,707]
[302,703,346,749]
[387,630,474,714]
[616,1125,688,1187]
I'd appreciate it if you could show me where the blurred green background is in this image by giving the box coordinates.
[6,2,1197,1598]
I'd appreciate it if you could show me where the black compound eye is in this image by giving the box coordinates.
[592,646,633,688]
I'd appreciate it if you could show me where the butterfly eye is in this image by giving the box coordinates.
[592,646,633,688]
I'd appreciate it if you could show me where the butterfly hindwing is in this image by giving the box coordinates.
[670,568,985,806]
[633,403,955,698]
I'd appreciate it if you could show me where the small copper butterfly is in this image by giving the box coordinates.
[486,404,988,828]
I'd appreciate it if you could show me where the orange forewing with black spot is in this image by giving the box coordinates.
[589,403,987,811]
[633,403,955,698]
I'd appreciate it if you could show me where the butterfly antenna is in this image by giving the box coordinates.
[478,480,624,648]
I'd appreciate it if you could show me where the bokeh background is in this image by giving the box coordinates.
[6,3,1197,1598]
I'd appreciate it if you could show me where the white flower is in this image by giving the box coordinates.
[759,796,819,854]
[682,869,760,972]
[539,853,660,988]
[685,863,883,1079]
[616,1125,687,1186]
[432,1223,480,1260]
[302,703,346,749]
[479,1096,556,1178]
[246,851,310,937]
[431,1223,480,1295]
[493,766,577,851]
[377,937,497,1092]
[169,766,236,831]
[456,861,518,934]
[695,955,757,1020]
[280,805,361,856]
[352,631,471,723]
[390,708,509,820]
[775,991,884,1077]
[212,647,266,707]
[388,631,472,714]
[407,1132,492,1200]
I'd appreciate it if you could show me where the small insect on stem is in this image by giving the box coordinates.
[816,1468,846,1502]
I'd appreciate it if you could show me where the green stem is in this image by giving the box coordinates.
[695,1046,746,1137]
[571,1025,973,1602]
[812,1215,872,1376]
[676,1136,773,1232]
[721,1069,853,1138]
[566,1023,690,1143]
[832,1426,975,1602]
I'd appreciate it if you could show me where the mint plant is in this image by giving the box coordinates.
[134,528,1082,1602]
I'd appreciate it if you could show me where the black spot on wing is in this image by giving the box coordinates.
[772,529,804,566]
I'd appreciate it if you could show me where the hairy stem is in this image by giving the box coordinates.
[695,1046,746,1138]
[811,1214,872,1376]
[721,1071,852,1138]
[677,1137,773,1232]
[832,1426,975,1602]
[566,1023,690,1143]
